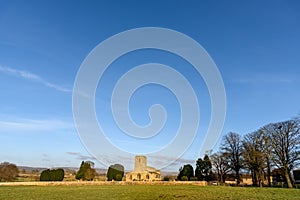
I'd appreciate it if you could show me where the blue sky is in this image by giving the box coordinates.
[0,0,299,171]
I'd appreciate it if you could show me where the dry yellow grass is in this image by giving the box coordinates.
[0,180,207,186]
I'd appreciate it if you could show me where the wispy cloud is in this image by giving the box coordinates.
[112,139,164,150]
[66,152,96,161]
[41,154,51,162]
[0,65,72,93]
[104,154,194,171]
[148,155,195,168]
[232,73,296,85]
[0,118,74,133]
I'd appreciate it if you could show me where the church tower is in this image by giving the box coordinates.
[134,155,147,172]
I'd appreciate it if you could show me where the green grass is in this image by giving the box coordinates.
[0,185,299,200]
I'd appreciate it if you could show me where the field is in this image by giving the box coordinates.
[0,184,300,200]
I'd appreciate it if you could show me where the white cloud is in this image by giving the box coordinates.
[0,65,72,93]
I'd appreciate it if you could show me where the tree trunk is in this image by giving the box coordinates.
[222,174,226,184]
[259,169,263,188]
[266,160,271,187]
[284,169,293,188]
[236,170,240,186]
[252,170,258,186]
[251,170,255,186]
[219,173,223,183]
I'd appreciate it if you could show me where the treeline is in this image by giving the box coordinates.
[178,116,300,188]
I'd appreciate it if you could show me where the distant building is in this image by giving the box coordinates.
[125,156,161,181]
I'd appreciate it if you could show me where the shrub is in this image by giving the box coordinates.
[177,164,194,181]
[76,161,96,181]
[181,176,188,181]
[40,169,64,181]
[40,169,50,181]
[107,164,124,181]
[116,174,123,181]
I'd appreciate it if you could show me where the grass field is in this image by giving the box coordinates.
[0,185,299,200]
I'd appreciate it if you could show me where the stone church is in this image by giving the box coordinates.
[126,155,161,181]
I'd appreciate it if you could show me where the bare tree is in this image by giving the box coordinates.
[260,129,273,187]
[211,151,231,184]
[0,162,19,182]
[261,120,300,188]
[221,132,244,185]
[242,131,265,187]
